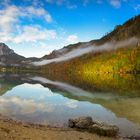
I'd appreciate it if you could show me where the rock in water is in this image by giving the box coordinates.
[68,116,119,137]
[68,116,93,129]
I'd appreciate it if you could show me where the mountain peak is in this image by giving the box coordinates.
[0,43,26,66]
[0,43,14,56]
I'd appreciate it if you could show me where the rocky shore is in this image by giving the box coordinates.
[68,117,119,137]
[0,114,134,140]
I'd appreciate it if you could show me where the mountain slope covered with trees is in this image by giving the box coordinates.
[39,15,140,94]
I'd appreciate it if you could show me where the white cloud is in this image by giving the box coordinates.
[109,0,121,8]
[0,5,52,34]
[66,100,78,109]
[31,0,44,7]
[66,35,78,44]
[83,0,89,6]
[13,26,57,43]
[24,6,52,23]
[0,96,55,115]
[0,26,57,44]
[46,0,65,5]
[67,4,77,9]
[46,0,77,9]
[0,5,55,46]
[0,5,20,33]
[50,0,129,9]
[134,4,140,11]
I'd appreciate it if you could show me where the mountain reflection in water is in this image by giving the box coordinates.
[0,73,140,137]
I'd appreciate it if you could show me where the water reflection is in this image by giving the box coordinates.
[0,74,140,137]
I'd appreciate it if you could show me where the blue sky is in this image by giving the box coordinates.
[0,0,140,57]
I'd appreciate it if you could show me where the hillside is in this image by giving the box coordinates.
[39,15,140,94]
[98,15,140,44]
[40,15,140,60]
[39,15,140,73]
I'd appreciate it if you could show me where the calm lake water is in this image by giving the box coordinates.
[0,73,140,137]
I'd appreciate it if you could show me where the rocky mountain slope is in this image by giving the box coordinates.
[0,43,14,56]
[0,43,39,66]
[0,43,26,66]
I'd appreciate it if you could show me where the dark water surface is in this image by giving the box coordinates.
[0,73,140,137]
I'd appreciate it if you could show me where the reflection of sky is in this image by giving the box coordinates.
[4,83,59,102]
[0,83,139,136]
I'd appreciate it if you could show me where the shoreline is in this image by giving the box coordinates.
[0,114,124,140]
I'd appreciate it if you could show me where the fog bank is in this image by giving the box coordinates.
[33,37,138,66]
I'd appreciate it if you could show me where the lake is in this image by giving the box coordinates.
[0,73,140,137]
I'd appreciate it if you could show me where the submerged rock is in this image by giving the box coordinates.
[68,117,119,137]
